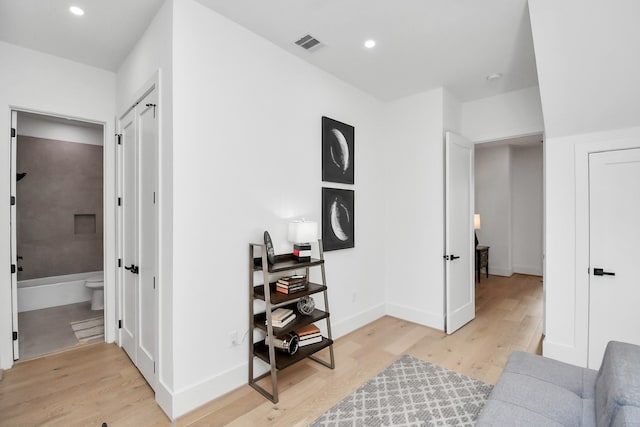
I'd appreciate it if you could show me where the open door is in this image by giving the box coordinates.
[444,131,475,334]
[10,111,19,359]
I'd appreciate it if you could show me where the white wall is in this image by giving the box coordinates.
[511,145,543,275]
[528,0,640,139]
[383,88,446,328]
[17,113,103,146]
[528,0,640,365]
[0,41,116,370]
[461,86,544,143]
[116,0,174,411]
[474,145,512,276]
[168,0,386,416]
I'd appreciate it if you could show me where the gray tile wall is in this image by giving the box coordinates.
[16,136,103,280]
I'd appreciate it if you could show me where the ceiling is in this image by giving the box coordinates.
[0,0,539,102]
[0,0,164,71]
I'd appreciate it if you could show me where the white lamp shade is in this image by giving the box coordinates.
[288,220,318,243]
[474,214,481,230]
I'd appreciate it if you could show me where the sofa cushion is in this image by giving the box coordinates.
[611,405,640,427]
[475,351,598,426]
[595,341,640,426]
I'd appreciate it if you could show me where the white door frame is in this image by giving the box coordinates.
[574,132,640,366]
[7,107,111,362]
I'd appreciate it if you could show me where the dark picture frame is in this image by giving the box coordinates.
[322,187,354,251]
[322,116,354,184]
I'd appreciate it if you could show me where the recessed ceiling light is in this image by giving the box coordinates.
[364,39,376,49]
[486,73,503,82]
[69,6,85,16]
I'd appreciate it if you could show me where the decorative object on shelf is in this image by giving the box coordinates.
[265,332,299,355]
[322,116,354,184]
[322,187,354,251]
[288,220,317,261]
[474,214,481,248]
[264,230,276,265]
[297,296,315,315]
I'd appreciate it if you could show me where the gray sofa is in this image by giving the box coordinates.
[476,341,640,426]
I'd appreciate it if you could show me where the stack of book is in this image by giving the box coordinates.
[267,308,296,328]
[276,275,308,294]
[293,243,312,262]
[295,324,322,347]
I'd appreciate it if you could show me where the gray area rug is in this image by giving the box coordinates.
[310,355,493,427]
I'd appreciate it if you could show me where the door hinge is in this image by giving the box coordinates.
[10,196,15,206]
[153,276,156,289]
[11,128,16,138]
[12,331,18,341]
[118,258,122,268]
[118,320,122,329]
[11,264,16,274]
[117,197,122,206]
[153,191,156,204]
[116,134,122,145]
[146,103,157,118]
[153,361,156,373]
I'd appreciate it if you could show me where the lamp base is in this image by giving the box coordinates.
[475,232,479,248]
[293,243,311,262]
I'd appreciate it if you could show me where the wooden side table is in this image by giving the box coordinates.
[476,245,489,283]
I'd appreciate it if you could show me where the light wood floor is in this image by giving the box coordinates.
[0,273,542,427]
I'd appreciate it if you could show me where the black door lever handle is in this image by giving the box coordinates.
[593,268,615,276]
[125,264,139,274]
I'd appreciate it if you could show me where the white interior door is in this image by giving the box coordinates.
[120,108,137,362]
[10,111,19,359]
[136,90,158,387]
[445,132,475,334]
[588,148,640,368]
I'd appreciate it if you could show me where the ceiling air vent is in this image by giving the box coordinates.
[295,34,323,52]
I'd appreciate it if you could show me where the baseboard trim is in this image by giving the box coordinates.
[487,267,513,277]
[384,303,444,331]
[331,304,386,339]
[168,304,385,418]
[155,379,174,420]
[171,361,246,418]
[513,265,542,276]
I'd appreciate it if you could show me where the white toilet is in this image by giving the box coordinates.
[85,273,104,311]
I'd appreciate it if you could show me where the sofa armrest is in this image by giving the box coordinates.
[595,341,640,426]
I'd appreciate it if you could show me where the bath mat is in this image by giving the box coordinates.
[310,354,493,427]
[70,317,104,343]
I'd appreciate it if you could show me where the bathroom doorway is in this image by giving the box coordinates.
[10,111,105,360]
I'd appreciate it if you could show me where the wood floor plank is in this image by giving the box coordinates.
[0,273,542,426]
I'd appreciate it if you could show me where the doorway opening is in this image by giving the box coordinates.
[11,111,105,361]
[473,133,545,352]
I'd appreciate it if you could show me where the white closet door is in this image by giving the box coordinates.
[588,148,640,368]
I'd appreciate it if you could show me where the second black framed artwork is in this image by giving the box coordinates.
[322,187,354,251]
[322,116,354,184]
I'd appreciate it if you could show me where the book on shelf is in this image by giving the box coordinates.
[270,307,293,322]
[276,286,307,294]
[268,313,296,328]
[298,335,323,346]
[295,324,320,337]
[293,249,312,257]
[277,275,307,286]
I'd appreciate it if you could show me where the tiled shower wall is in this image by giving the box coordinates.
[16,135,103,280]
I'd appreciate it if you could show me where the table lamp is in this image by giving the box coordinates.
[288,220,317,262]
[474,214,481,247]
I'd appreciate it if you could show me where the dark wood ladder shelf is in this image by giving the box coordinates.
[248,240,335,404]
